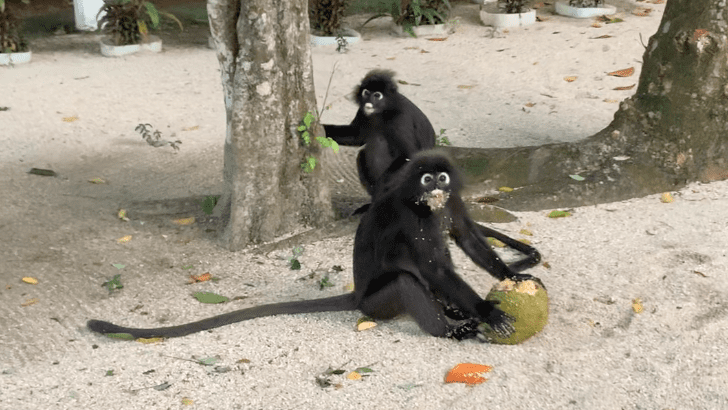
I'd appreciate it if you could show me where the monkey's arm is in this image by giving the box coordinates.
[448,199,543,285]
[473,224,542,272]
[323,124,365,146]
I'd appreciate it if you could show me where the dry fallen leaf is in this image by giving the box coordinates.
[22,277,39,285]
[188,273,212,284]
[525,102,536,107]
[564,76,578,82]
[607,67,635,77]
[693,29,708,41]
[591,34,612,39]
[660,192,674,203]
[613,84,636,91]
[173,217,196,225]
[519,229,533,236]
[182,125,200,131]
[347,371,362,381]
[118,209,129,221]
[357,321,376,331]
[444,363,492,386]
[137,337,164,344]
[427,37,447,41]
[181,397,194,406]
[632,7,652,16]
[117,235,132,244]
[62,116,79,122]
[632,298,644,314]
[22,298,39,307]
[498,186,514,192]
[88,177,106,184]
[457,85,476,89]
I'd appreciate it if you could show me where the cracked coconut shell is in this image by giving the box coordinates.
[479,279,548,344]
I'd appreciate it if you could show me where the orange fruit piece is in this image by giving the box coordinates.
[444,363,493,386]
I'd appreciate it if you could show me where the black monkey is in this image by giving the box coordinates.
[87,153,541,340]
[324,69,436,196]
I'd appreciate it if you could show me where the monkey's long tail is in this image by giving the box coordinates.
[87,293,357,339]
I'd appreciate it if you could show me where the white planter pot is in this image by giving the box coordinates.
[310,28,361,46]
[391,22,455,38]
[0,50,32,66]
[480,4,536,28]
[555,2,616,18]
[100,35,162,57]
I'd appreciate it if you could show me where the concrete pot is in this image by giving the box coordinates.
[391,22,456,38]
[310,28,361,46]
[555,2,616,18]
[480,3,536,28]
[0,50,32,66]
[100,35,162,57]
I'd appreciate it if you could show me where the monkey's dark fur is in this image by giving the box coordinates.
[324,69,436,196]
[87,152,542,340]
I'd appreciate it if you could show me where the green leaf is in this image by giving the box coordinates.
[201,195,218,215]
[111,263,125,269]
[297,125,307,132]
[290,259,301,270]
[106,332,134,340]
[143,1,160,28]
[193,292,229,304]
[301,131,310,145]
[547,210,572,218]
[569,174,585,181]
[102,274,124,292]
[198,357,218,366]
[303,112,315,128]
[354,367,374,373]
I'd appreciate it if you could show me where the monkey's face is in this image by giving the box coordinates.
[360,89,386,116]
[417,171,451,211]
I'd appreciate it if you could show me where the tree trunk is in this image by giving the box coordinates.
[207,0,333,250]
[444,0,728,211]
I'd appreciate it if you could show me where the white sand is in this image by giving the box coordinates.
[2,1,727,409]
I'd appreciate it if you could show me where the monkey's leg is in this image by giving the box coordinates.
[358,273,453,338]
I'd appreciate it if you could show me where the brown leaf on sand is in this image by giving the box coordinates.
[591,34,612,39]
[427,37,447,41]
[613,84,635,91]
[632,7,652,16]
[564,76,578,82]
[445,363,493,386]
[607,67,635,77]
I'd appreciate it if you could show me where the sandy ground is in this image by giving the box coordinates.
[2,1,728,409]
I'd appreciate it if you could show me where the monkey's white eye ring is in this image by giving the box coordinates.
[362,89,370,98]
[373,92,383,100]
[437,172,450,185]
[421,173,434,185]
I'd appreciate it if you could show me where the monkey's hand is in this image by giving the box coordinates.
[476,300,515,338]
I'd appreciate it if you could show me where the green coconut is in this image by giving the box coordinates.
[479,279,548,344]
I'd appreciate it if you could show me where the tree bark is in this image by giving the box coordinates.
[443,0,728,211]
[207,0,333,250]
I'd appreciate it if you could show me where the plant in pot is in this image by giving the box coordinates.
[97,0,182,57]
[0,0,31,65]
[309,0,360,47]
[480,0,537,29]
[555,0,616,18]
[353,0,453,38]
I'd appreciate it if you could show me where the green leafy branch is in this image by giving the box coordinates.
[298,64,340,173]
